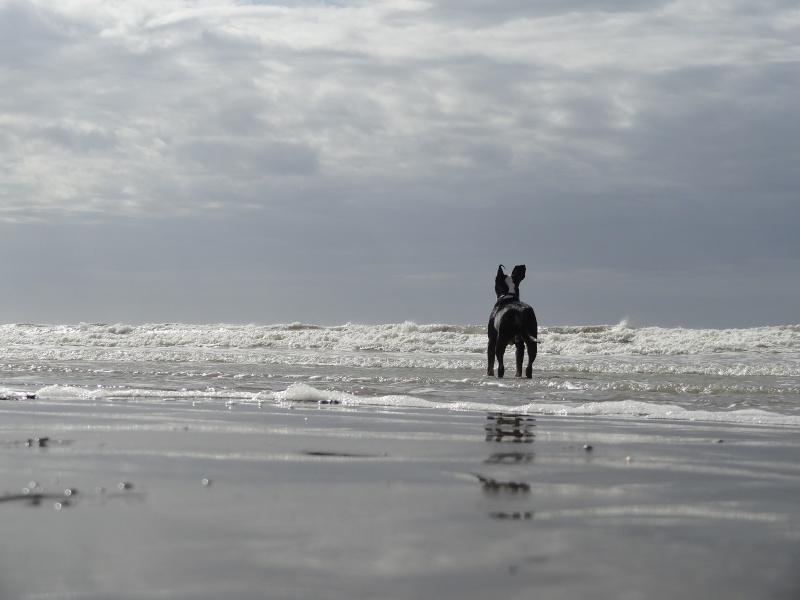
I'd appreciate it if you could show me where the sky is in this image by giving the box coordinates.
[1,0,798,328]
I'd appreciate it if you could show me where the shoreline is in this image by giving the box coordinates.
[1,399,799,599]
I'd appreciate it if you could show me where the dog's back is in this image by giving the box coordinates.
[487,265,538,378]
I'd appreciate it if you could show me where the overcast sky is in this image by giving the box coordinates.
[1,0,798,327]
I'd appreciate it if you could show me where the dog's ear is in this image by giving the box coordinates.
[495,265,509,297]
[511,265,526,285]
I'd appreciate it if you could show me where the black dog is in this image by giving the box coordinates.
[487,265,538,378]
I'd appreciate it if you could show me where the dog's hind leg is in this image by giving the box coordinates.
[495,341,507,378]
[487,323,498,376]
[522,334,537,379]
[514,337,525,378]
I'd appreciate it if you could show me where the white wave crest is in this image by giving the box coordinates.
[1,322,798,356]
[259,384,800,426]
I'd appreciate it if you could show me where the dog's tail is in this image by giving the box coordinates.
[519,306,538,343]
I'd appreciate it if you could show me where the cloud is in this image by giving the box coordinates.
[3,0,797,216]
[0,0,798,325]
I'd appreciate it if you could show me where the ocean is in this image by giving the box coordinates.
[2,321,798,425]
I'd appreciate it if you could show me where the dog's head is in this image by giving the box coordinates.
[495,264,526,299]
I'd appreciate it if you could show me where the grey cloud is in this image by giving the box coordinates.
[422,0,677,27]
[182,140,319,178]
[0,2,67,67]
[610,65,800,209]
[38,125,119,153]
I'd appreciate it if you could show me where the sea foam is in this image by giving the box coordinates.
[2,321,798,355]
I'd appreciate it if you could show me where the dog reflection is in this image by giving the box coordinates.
[484,451,534,464]
[474,473,530,494]
[485,412,535,443]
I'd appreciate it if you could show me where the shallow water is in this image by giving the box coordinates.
[1,322,799,424]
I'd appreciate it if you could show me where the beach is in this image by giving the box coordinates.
[2,395,799,600]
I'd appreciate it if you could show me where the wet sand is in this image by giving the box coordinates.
[1,398,799,599]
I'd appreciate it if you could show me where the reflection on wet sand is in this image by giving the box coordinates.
[0,437,73,449]
[489,511,535,520]
[484,451,534,464]
[0,483,146,509]
[474,474,530,493]
[484,412,535,443]
[480,412,535,521]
